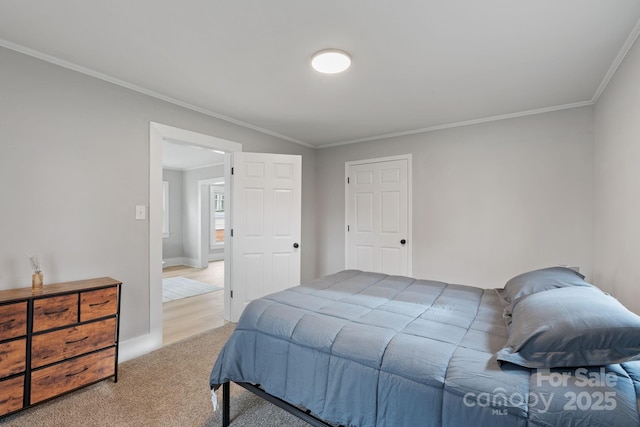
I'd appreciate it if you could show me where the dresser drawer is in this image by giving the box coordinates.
[0,338,26,379]
[31,318,116,369]
[0,302,27,340]
[0,375,24,416]
[81,287,118,322]
[33,294,79,332]
[30,347,115,404]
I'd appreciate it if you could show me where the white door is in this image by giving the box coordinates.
[230,152,302,321]
[346,156,411,276]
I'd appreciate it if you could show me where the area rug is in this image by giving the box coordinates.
[162,276,223,302]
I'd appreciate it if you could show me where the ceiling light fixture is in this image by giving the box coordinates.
[311,49,351,74]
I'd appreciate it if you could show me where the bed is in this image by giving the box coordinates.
[209,268,640,426]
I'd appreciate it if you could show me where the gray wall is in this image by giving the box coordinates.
[316,107,595,289]
[161,168,184,260]
[0,46,317,346]
[593,36,640,315]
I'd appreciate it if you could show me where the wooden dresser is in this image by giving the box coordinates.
[0,277,121,417]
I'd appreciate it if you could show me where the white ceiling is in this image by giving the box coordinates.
[1,1,639,148]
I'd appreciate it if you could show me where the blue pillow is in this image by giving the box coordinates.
[502,266,591,304]
[496,286,640,368]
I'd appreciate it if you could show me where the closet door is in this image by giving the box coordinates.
[346,157,410,276]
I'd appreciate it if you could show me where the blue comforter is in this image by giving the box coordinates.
[210,270,640,426]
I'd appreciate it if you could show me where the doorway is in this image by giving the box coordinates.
[149,122,241,349]
[160,159,227,344]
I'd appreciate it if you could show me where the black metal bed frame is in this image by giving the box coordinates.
[221,381,342,427]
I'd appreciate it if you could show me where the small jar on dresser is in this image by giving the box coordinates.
[0,277,121,418]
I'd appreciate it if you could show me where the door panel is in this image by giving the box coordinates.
[231,152,301,321]
[381,191,401,233]
[274,190,293,235]
[356,245,374,272]
[244,189,264,237]
[381,247,401,275]
[356,193,374,231]
[347,158,410,276]
[244,254,264,301]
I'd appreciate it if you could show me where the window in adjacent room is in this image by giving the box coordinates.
[210,185,225,248]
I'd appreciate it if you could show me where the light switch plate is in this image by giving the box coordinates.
[135,205,146,220]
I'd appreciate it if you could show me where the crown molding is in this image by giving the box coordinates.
[591,15,640,103]
[317,100,594,149]
[0,38,313,149]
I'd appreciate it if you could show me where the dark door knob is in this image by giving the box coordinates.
[400,239,406,245]
[293,243,299,249]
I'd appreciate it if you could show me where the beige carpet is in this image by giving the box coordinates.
[1,323,308,427]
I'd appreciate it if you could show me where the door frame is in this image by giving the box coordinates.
[344,154,413,276]
[149,122,241,352]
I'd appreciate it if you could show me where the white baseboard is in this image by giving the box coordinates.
[162,257,199,268]
[183,257,201,268]
[208,252,224,261]
[164,255,224,267]
[118,332,162,363]
[162,257,186,268]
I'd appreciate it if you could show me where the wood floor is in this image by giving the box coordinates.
[162,261,226,346]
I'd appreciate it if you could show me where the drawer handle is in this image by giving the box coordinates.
[66,366,89,377]
[0,318,15,327]
[65,336,88,345]
[89,300,110,307]
[43,308,69,316]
